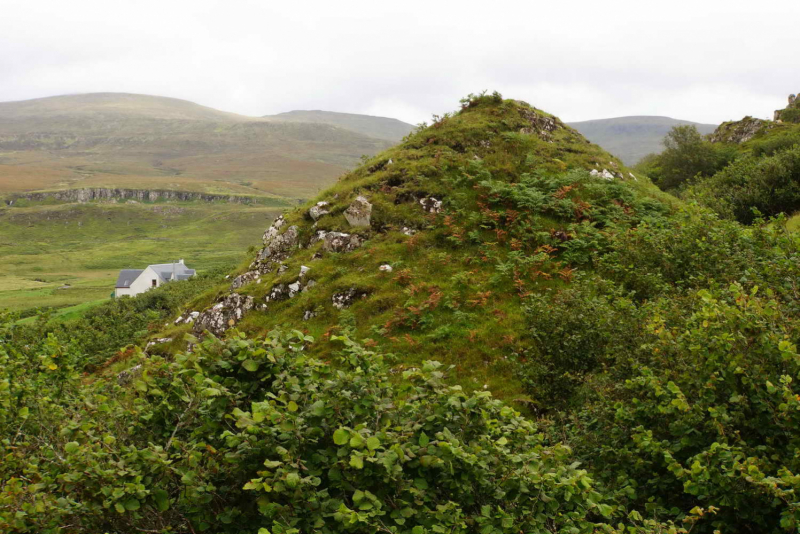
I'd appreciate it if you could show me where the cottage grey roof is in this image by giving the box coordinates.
[149,263,196,282]
[115,262,195,289]
[115,269,144,288]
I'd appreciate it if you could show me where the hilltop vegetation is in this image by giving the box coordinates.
[568,116,717,165]
[637,95,800,225]
[4,93,800,533]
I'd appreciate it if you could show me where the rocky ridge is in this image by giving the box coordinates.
[4,187,281,206]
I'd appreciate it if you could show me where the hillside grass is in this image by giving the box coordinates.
[0,201,279,313]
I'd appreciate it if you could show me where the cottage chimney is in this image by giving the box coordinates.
[179,259,184,264]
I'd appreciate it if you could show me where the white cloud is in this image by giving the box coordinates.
[1,0,798,124]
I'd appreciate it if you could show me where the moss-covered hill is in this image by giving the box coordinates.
[9,93,800,533]
[160,93,673,401]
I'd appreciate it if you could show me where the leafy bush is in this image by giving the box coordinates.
[0,325,678,533]
[688,147,800,224]
[646,126,736,192]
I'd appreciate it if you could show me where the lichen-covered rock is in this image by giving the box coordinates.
[193,294,254,336]
[774,93,800,123]
[519,108,561,141]
[590,169,615,181]
[419,197,443,213]
[117,364,142,386]
[332,288,368,309]
[174,311,200,325]
[308,201,330,221]
[344,196,373,227]
[145,337,173,351]
[709,116,772,144]
[230,270,260,290]
[323,232,363,253]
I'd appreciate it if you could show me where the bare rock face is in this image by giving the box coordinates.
[419,197,443,214]
[774,93,800,123]
[332,288,368,310]
[174,311,200,325]
[709,117,772,144]
[308,201,330,221]
[344,196,372,227]
[519,108,561,141]
[323,232,363,253]
[193,294,254,336]
[230,270,260,290]
[117,364,143,386]
[259,220,299,263]
[590,169,615,181]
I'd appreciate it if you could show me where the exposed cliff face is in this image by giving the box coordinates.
[774,93,800,123]
[5,188,286,206]
[708,116,773,144]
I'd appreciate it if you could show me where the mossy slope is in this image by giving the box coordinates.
[172,94,673,403]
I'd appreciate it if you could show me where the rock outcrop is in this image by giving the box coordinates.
[193,293,254,336]
[709,117,771,144]
[774,93,800,123]
[5,187,272,206]
[344,196,373,227]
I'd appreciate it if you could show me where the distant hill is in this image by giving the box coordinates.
[568,116,717,165]
[264,109,415,141]
[0,93,401,200]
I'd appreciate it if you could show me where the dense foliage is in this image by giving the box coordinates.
[6,94,800,533]
[635,126,735,192]
[0,325,685,533]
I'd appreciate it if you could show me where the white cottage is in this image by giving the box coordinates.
[114,260,196,298]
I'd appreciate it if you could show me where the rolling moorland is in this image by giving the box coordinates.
[567,116,717,165]
[0,93,415,313]
[4,91,800,533]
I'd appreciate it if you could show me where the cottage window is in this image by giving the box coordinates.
[152,279,157,287]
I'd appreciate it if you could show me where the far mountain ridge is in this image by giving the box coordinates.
[0,93,410,200]
[568,115,718,165]
[263,109,415,141]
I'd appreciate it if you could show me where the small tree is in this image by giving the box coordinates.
[656,125,719,190]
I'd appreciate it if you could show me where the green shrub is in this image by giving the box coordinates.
[0,326,675,533]
[688,147,800,224]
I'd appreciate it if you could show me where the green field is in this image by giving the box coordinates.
[0,200,280,313]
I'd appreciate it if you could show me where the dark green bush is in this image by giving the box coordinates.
[688,147,800,224]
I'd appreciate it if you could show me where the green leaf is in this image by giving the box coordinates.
[333,428,350,445]
[242,359,260,372]
[414,478,428,490]
[124,498,141,511]
[349,433,365,449]
[287,400,299,412]
[114,503,125,514]
[18,407,29,419]
[64,442,80,454]
[418,432,430,447]
[350,454,364,469]
[366,436,381,451]
[286,472,300,488]
[153,489,169,512]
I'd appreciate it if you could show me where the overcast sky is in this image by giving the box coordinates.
[1,0,798,125]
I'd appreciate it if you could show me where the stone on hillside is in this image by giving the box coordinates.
[323,232,363,253]
[193,294,254,336]
[332,288,368,310]
[259,224,299,263]
[117,364,143,386]
[419,197,442,214]
[300,265,310,277]
[230,270,259,290]
[344,196,373,227]
[308,201,330,221]
[590,169,614,181]
[519,108,561,141]
[379,264,393,272]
